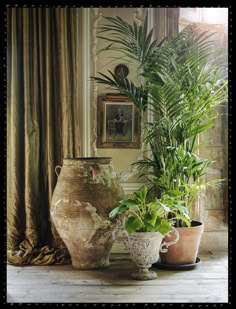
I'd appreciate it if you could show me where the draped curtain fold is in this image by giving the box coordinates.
[7,8,81,265]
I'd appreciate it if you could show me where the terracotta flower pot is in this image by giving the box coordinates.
[159,220,204,265]
[50,157,124,269]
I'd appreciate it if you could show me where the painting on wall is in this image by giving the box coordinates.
[97,97,141,149]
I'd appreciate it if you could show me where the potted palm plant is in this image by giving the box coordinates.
[110,184,180,279]
[92,14,228,267]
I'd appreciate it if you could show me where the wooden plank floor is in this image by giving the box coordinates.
[6,251,228,303]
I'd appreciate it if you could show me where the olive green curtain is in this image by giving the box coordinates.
[7,8,81,265]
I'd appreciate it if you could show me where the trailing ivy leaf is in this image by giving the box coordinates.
[119,199,138,206]
[166,190,185,197]
[175,214,191,227]
[158,220,171,235]
[125,217,143,233]
[144,211,160,227]
[109,205,129,219]
[141,184,148,200]
[144,222,158,232]
[156,201,171,213]
[134,191,142,200]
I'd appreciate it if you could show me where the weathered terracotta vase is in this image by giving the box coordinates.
[51,157,124,269]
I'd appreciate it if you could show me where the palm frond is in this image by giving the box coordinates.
[96,15,158,66]
[91,71,148,111]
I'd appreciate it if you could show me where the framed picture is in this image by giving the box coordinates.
[97,97,141,149]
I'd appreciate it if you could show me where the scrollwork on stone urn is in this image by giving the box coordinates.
[126,232,163,280]
[119,227,179,280]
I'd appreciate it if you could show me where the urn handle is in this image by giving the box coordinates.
[89,165,100,181]
[89,167,95,181]
[55,165,62,177]
[111,219,130,249]
[159,226,179,253]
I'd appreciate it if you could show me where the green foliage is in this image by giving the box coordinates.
[93,15,228,228]
[109,184,190,234]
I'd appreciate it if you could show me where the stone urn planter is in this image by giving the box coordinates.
[121,227,179,280]
[50,157,124,269]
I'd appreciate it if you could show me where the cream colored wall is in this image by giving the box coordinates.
[90,8,147,185]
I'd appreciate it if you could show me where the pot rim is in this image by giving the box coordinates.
[175,220,204,230]
[130,231,163,237]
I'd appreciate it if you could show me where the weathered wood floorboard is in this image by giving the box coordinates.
[6,252,228,303]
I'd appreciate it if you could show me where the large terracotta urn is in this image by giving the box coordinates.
[50,157,124,269]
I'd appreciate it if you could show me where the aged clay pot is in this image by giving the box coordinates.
[50,157,124,269]
[159,220,204,265]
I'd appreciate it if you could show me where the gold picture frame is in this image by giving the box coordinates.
[97,96,141,149]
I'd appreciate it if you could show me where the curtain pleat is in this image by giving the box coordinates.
[7,8,81,265]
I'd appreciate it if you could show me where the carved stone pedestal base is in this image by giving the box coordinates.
[131,268,157,280]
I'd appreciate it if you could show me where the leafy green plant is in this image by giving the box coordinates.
[109,184,190,234]
[93,15,228,228]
